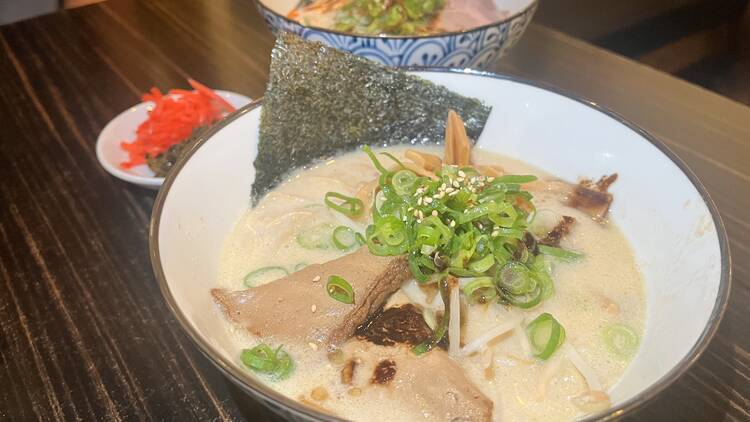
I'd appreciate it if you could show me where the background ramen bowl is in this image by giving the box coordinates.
[151,70,730,421]
[254,0,538,68]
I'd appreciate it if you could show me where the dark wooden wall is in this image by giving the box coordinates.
[536,0,750,105]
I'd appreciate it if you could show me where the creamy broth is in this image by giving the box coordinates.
[216,146,645,421]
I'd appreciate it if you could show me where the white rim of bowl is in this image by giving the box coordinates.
[149,70,732,422]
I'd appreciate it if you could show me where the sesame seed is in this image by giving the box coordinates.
[488,177,495,182]
[311,304,317,313]
[424,197,433,204]
[431,210,438,217]
[413,210,420,217]
[309,342,319,351]
[457,177,465,183]
[452,181,460,188]
[449,190,459,196]
[445,187,454,193]
[458,170,466,177]
[312,275,321,282]
[417,197,423,205]
[440,183,447,190]
[478,223,484,229]
[450,220,456,227]
[418,210,424,219]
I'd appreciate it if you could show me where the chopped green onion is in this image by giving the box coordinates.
[324,192,364,217]
[538,245,584,262]
[363,145,390,174]
[505,285,543,309]
[355,232,366,245]
[357,154,568,316]
[378,215,407,246]
[413,277,450,355]
[408,253,435,283]
[296,223,335,250]
[529,257,555,300]
[367,215,408,255]
[457,202,497,225]
[240,344,294,380]
[392,169,418,196]
[526,313,566,360]
[380,152,407,170]
[448,267,483,277]
[416,216,452,253]
[491,175,538,184]
[496,262,536,295]
[332,226,359,251]
[488,202,518,228]
[326,275,355,304]
[243,266,289,287]
[603,323,639,358]
[462,277,497,304]
[468,254,495,273]
[493,227,525,239]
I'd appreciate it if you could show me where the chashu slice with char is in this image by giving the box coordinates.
[211,247,410,350]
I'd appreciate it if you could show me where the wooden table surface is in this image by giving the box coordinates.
[0,0,748,420]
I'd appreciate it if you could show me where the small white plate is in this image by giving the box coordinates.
[96,90,252,189]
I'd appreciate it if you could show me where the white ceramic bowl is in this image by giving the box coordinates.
[255,0,538,68]
[150,70,730,421]
[96,90,251,189]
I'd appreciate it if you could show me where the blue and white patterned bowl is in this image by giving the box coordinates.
[255,0,538,69]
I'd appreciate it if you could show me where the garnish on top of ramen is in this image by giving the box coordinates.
[319,111,583,358]
[119,79,235,176]
[253,33,490,202]
[288,0,510,35]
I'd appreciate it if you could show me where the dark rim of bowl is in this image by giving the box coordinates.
[150,68,732,422]
[253,0,538,40]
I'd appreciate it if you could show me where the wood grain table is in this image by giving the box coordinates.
[0,0,748,420]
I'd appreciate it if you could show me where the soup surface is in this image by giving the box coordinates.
[215,146,645,421]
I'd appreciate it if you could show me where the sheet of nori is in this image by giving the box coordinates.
[252,33,492,203]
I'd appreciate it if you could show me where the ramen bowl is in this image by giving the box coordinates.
[150,70,730,421]
[254,0,538,69]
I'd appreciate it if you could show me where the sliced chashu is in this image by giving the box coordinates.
[339,340,493,422]
[211,247,409,349]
